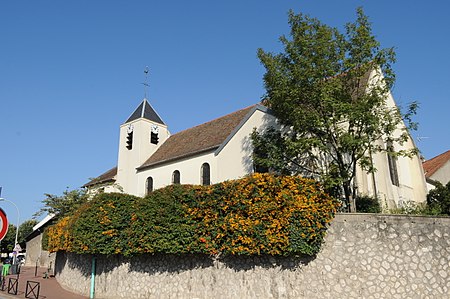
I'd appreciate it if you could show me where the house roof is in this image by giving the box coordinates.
[138,104,258,169]
[422,150,450,178]
[125,99,165,125]
[83,166,117,188]
[27,214,56,241]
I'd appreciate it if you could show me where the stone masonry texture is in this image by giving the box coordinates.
[54,214,450,298]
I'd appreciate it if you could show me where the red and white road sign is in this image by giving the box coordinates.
[0,208,9,241]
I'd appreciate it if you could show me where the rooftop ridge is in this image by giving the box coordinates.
[423,150,450,178]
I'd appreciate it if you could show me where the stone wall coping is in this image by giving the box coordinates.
[335,212,450,224]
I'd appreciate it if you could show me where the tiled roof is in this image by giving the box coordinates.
[422,150,450,178]
[138,105,258,169]
[83,166,117,187]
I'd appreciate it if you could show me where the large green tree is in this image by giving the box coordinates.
[1,224,17,253]
[253,8,417,211]
[18,219,38,247]
[34,188,89,218]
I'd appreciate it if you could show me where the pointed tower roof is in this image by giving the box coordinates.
[125,99,166,125]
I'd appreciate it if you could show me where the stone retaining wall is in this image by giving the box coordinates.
[55,214,450,298]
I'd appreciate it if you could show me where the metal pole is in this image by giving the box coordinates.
[90,256,96,299]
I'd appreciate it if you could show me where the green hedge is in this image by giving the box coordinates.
[48,173,339,256]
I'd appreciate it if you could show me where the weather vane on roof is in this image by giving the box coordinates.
[142,66,150,99]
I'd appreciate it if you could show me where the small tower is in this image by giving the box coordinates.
[116,99,169,195]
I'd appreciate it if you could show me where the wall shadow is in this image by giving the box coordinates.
[55,251,315,279]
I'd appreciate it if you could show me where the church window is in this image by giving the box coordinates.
[172,170,180,184]
[386,141,399,186]
[201,163,210,185]
[146,177,153,195]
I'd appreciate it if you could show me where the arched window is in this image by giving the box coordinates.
[146,177,153,195]
[201,163,210,186]
[386,141,399,186]
[172,170,180,184]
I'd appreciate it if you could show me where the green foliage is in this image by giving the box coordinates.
[254,8,418,211]
[355,195,381,213]
[41,228,49,251]
[184,174,339,256]
[1,224,17,252]
[427,182,450,215]
[386,182,450,216]
[47,174,339,257]
[0,219,37,252]
[34,188,89,218]
[126,185,200,255]
[388,201,436,215]
[69,193,139,255]
[18,219,38,248]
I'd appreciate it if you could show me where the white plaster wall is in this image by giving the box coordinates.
[356,137,426,209]
[86,183,121,198]
[430,160,450,185]
[216,109,277,182]
[135,152,216,197]
[116,118,170,195]
[354,70,427,208]
[134,108,277,197]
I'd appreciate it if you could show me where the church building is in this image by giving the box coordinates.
[84,101,276,196]
[85,70,428,209]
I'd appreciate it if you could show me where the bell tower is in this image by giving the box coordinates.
[116,68,170,194]
[116,98,170,194]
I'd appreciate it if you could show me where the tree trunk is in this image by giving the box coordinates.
[342,182,356,212]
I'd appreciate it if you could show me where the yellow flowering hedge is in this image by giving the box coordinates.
[47,173,339,256]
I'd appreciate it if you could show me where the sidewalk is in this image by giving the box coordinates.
[0,266,88,299]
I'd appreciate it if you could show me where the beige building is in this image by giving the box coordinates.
[85,72,427,209]
[423,150,450,187]
[85,102,276,195]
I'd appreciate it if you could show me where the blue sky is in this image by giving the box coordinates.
[1,1,449,224]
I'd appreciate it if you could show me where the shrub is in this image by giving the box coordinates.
[355,195,381,213]
[50,193,140,255]
[427,182,450,215]
[47,174,340,256]
[185,173,339,256]
[125,184,201,255]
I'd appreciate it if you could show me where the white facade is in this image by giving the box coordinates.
[429,161,450,185]
[116,119,170,195]
[423,150,450,188]
[133,107,277,196]
[353,73,427,207]
[87,84,427,209]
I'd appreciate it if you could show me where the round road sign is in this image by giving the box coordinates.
[0,208,9,241]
